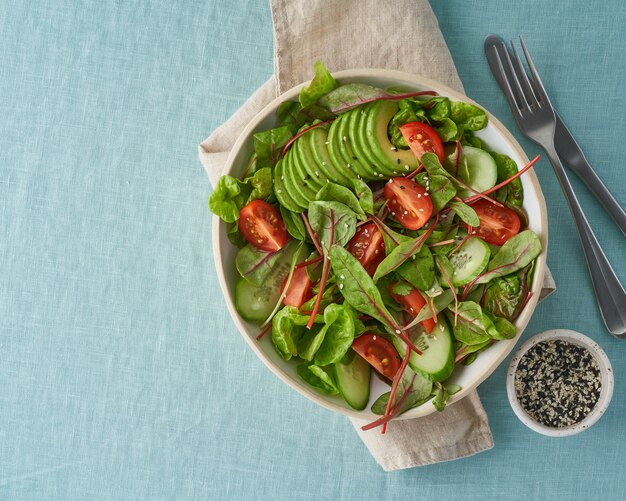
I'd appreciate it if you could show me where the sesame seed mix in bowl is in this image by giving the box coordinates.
[514,339,601,427]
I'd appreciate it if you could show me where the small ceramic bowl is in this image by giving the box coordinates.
[506,329,614,436]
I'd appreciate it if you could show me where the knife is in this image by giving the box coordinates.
[484,34,626,238]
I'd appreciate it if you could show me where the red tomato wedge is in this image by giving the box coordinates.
[352,334,402,379]
[469,199,521,246]
[399,121,445,163]
[347,223,386,276]
[389,284,435,334]
[281,266,314,308]
[238,200,288,252]
[383,177,434,230]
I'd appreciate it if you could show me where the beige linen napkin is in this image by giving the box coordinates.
[200,0,556,471]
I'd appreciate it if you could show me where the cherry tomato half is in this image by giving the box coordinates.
[399,121,445,163]
[469,199,521,246]
[389,283,435,334]
[347,223,386,276]
[383,177,434,230]
[281,266,314,308]
[238,200,288,252]
[352,334,402,379]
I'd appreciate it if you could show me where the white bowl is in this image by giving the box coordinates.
[213,68,548,420]
[506,329,614,436]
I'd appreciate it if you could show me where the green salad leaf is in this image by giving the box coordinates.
[253,126,293,169]
[299,60,338,107]
[280,206,307,241]
[396,245,435,292]
[314,304,356,366]
[371,368,433,415]
[208,175,251,223]
[491,151,524,207]
[448,200,479,227]
[475,230,542,284]
[308,201,357,251]
[297,362,339,395]
[315,183,366,220]
[352,178,374,215]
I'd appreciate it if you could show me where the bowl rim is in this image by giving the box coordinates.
[212,68,549,420]
[506,329,614,437]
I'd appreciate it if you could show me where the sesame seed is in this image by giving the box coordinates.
[340,275,345,279]
[339,283,344,289]
[404,165,410,171]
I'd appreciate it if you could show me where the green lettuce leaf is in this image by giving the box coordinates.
[299,60,338,107]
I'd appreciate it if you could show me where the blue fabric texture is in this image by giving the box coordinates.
[1,0,625,499]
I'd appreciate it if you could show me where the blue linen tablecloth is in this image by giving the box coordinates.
[1,0,625,499]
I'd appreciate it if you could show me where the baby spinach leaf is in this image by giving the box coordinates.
[253,126,293,169]
[484,311,516,340]
[371,368,433,415]
[491,151,524,208]
[434,117,458,142]
[277,101,301,135]
[280,206,307,241]
[475,231,542,284]
[329,245,400,332]
[450,101,488,132]
[483,272,525,321]
[244,167,274,202]
[227,222,247,248]
[413,172,456,213]
[396,245,435,292]
[373,217,411,254]
[271,306,311,360]
[297,325,328,361]
[426,97,451,122]
[449,200,479,227]
[208,175,251,223]
[297,362,339,395]
[388,105,418,149]
[372,225,434,283]
[314,304,356,366]
[299,60,338,107]
[432,381,462,412]
[308,201,357,251]
[315,182,366,220]
[318,83,390,114]
[352,178,374,214]
[411,289,455,324]
[446,301,490,345]
[390,281,413,296]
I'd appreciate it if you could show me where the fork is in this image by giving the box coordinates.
[491,37,626,338]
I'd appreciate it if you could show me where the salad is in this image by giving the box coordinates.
[209,62,542,432]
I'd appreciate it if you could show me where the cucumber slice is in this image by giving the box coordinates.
[235,242,304,322]
[392,315,454,382]
[458,145,498,197]
[332,353,371,410]
[449,237,491,286]
[235,276,282,323]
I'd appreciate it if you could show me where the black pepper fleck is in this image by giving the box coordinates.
[515,339,601,428]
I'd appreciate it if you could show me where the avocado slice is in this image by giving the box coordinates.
[310,124,353,186]
[274,158,305,213]
[292,137,325,192]
[327,114,362,182]
[295,129,330,187]
[312,116,356,186]
[283,147,318,206]
[364,100,420,175]
[354,103,398,178]
[341,108,379,180]
[282,149,313,211]
[342,107,378,181]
